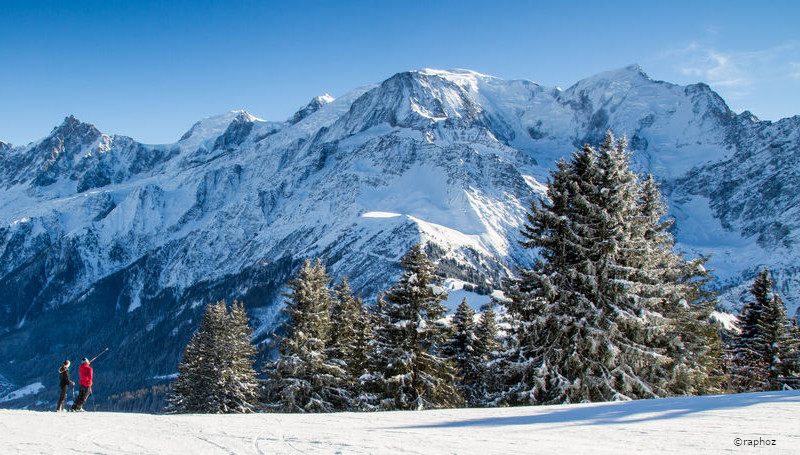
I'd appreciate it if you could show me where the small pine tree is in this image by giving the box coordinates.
[166,300,258,414]
[262,259,351,412]
[367,243,462,410]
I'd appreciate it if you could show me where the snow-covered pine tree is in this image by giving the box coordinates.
[759,291,800,389]
[729,269,775,391]
[601,135,722,397]
[442,298,481,406]
[496,156,576,406]
[328,278,373,402]
[262,259,351,412]
[166,302,227,414]
[352,302,376,383]
[367,243,462,410]
[663,256,724,395]
[473,304,502,406]
[782,319,800,388]
[500,132,719,405]
[166,300,258,413]
[632,175,723,396]
[223,302,260,410]
[729,269,800,390]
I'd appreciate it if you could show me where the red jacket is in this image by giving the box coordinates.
[79,362,93,387]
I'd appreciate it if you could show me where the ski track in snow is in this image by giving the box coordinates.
[2,391,799,454]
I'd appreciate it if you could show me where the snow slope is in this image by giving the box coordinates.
[2,391,798,454]
[0,382,43,403]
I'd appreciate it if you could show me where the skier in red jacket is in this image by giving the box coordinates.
[70,358,93,411]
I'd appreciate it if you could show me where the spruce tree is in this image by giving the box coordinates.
[442,298,480,406]
[729,269,800,390]
[633,175,723,395]
[367,243,462,410]
[473,304,502,406]
[500,132,721,405]
[328,278,373,401]
[225,301,260,408]
[759,292,800,388]
[351,303,376,384]
[664,257,724,395]
[166,300,258,413]
[262,259,351,412]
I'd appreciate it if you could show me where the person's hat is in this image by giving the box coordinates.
[63,360,70,366]
[81,358,89,364]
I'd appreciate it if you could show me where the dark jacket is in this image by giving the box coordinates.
[59,365,74,387]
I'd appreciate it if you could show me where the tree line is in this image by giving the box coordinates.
[166,132,800,414]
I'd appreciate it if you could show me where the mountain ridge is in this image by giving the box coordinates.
[0,65,798,411]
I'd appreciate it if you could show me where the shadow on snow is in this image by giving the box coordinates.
[397,391,800,429]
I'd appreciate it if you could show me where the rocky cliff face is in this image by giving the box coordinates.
[0,65,797,411]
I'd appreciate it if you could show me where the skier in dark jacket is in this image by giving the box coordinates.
[70,358,93,412]
[56,360,74,411]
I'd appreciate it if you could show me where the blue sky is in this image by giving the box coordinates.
[1,0,798,145]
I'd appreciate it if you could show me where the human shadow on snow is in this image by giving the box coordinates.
[399,391,800,429]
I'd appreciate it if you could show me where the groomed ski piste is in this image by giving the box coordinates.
[2,391,798,454]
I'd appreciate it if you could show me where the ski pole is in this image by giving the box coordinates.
[90,388,97,412]
[90,347,109,363]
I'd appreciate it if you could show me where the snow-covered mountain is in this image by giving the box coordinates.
[0,65,798,411]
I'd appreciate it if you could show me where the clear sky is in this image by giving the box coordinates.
[1,0,798,145]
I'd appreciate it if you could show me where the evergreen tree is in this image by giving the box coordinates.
[166,300,258,414]
[664,257,725,395]
[367,243,462,410]
[442,298,481,406]
[729,269,800,390]
[473,304,502,406]
[328,278,374,401]
[262,259,351,412]
[759,292,800,388]
[633,175,723,395]
[500,132,721,405]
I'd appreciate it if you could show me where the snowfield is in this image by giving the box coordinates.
[2,391,798,454]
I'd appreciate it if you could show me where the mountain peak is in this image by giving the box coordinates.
[48,115,102,143]
[606,63,647,78]
[406,68,499,92]
[573,64,651,87]
[738,110,760,122]
[58,114,98,130]
[561,64,665,106]
[231,110,262,123]
[314,94,334,104]
[288,94,335,125]
[330,69,485,136]
[180,110,261,143]
[416,68,495,79]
